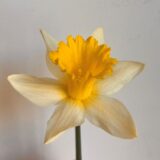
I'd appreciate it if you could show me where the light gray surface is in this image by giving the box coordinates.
[0,0,159,160]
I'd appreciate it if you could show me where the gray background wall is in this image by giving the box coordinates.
[0,0,159,160]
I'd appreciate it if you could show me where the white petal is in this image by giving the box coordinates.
[92,27,105,44]
[99,61,144,96]
[8,74,66,107]
[85,96,137,139]
[40,29,64,79]
[45,100,85,144]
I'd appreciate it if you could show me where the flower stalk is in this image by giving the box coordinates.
[75,126,82,160]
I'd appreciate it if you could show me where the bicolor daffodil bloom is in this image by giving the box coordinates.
[8,28,144,144]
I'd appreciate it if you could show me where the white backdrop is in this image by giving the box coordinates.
[0,0,160,160]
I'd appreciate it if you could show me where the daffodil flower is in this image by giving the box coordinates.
[8,28,144,144]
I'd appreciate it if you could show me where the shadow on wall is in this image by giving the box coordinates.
[0,60,21,132]
[2,146,58,160]
[0,57,57,159]
[4,150,43,160]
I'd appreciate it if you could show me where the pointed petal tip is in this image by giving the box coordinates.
[39,29,48,43]
[131,61,145,78]
[44,134,54,145]
[108,127,138,139]
[43,131,65,144]
[7,75,13,86]
[123,124,138,139]
[44,137,50,145]
[140,62,145,72]
[7,75,12,82]
[44,139,48,145]
[111,125,138,139]
[39,29,58,52]
[39,28,43,33]
[96,27,104,32]
[7,74,14,80]
[134,61,145,73]
[7,74,19,84]
[128,132,138,139]
[44,137,58,144]
[7,74,31,85]
[92,27,105,44]
[120,61,145,75]
[39,29,47,39]
[132,127,138,138]
[128,129,138,139]
[117,132,137,140]
[44,130,65,144]
[8,74,19,79]
[43,132,62,144]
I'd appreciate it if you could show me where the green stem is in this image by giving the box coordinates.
[75,126,82,160]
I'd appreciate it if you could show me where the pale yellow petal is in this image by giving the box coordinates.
[46,55,65,79]
[40,29,64,79]
[92,27,105,44]
[99,61,144,96]
[40,29,58,52]
[85,96,137,139]
[45,100,85,144]
[8,74,66,106]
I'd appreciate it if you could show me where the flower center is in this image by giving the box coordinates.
[49,35,117,100]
